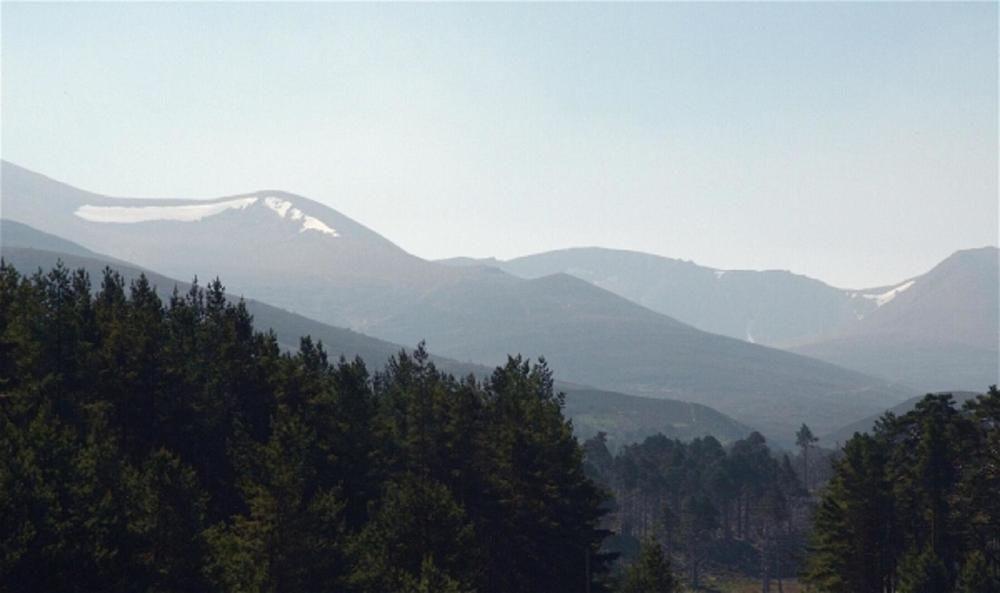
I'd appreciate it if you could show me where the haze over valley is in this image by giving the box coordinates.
[2,3,997,592]
[9,161,993,442]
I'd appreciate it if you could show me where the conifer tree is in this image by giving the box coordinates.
[955,550,1000,593]
[619,538,679,593]
[795,424,818,491]
[803,433,892,593]
[349,475,474,593]
[897,544,950,593]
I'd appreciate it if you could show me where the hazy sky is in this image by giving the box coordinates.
[2,2,996,288]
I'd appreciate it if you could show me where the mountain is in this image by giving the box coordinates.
[791,247,999,392]
[0,225,751,447]
[560,387,751,450]
[1,219,108,258]
[1,161,914,438]
[822,390,983,446]
[446,246,999,392]
[477,247,872,346]
[361,268,912,439]
[436,256,502,268]
[0,161,449,331]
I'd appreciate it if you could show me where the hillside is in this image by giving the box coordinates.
[482,247,870,346]
[792,247,999,391]
[448,245,999,392]
[1,161,914,438]
[1,232,750,446]
[821,390,983,446]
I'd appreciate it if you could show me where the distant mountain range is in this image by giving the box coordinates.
[1,220,751,449]
[443,248,874,346]
[1,161,931,440]
[441,245,998,392]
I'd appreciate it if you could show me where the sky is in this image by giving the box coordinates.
[2,2,996,288]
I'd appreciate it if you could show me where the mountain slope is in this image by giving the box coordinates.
[469,247,873,346]
[1,219,108,258]
[822,390,983,445]
[791,247,999,391]
[0,228,751,447]
[448,245,998,392]
[0,161,449,331]
[1,161,914,438]
[1,246,410,367]
[364,267,907,435]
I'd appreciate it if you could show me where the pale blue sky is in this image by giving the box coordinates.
[2,2,996,288]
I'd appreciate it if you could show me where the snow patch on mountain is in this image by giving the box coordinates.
[263,196,293,218]
[74,195,339,237]
[300,216,338,236]
[75,198,259,223]
[847,279,917,308]
[714,270,726,280]
[872,280,915,306]
[262,196,339,236]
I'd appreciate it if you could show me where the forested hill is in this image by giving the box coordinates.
[0,245,751,446]
[0,243,425,366]
[2,262,998,593]
[0,262,608,592]
[822,390,982,445]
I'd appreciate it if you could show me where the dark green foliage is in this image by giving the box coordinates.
[805,389,1000,593]
[796,423,819,491]
[898,544,950,593]
[619,538,678,593]
[584,430,808,588]
[805,434,892,593]
[349,475,474,592]
[0,263,609,593]
[955,550,1000,593]
[124,448,208,592]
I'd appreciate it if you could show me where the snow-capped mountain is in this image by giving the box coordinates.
[1,161,916,439]
[0,161,452,330]
[73,195,337,236]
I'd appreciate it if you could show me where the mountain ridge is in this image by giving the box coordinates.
[449,244,998,391]
[1,161,917,438]
[0,224,752,448]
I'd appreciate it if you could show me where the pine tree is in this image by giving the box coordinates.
[897,544,950,593]
[678,493,718,589]
[0,264,641,593]
[619,538,678,593]
[123,448,209,592]
[795,423,818,492]
[204,408,348,593]
[962,386,1000,567]
[349,475,474,593]
[955,550,1000,593]
[480,356,609,593]
[803,433,892,593]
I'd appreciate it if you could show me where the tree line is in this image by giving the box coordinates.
[2,262,998,593]
[804,389,1000,593]
[0,263,609,593]
[582,429,809,591]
